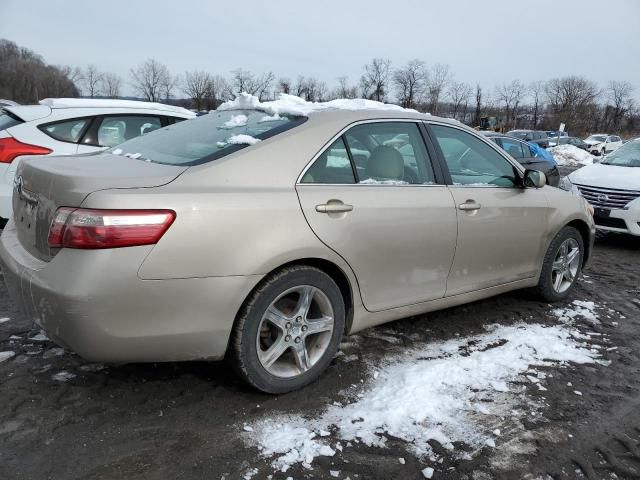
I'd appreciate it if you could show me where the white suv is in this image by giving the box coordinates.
[584,134,623,156]
[0,98,195,222]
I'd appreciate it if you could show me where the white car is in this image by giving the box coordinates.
[0,98,195,222]
[568,139,640,235]
[584,134,623,156]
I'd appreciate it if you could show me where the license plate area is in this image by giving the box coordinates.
[594,207,610,219]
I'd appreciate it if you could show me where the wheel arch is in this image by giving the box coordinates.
[226,257,356,356]
[567,219,592,266]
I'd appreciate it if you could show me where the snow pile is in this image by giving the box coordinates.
[548,145,596,167]
[219,92,420,117]
[244,318,603,472]
[222,114,248,128]
[225,134,261,146]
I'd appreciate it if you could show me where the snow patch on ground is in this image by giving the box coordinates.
[219,92,420,117]
[52,371,76,382]
[0,317,10,324]
[548,145,596,167]
[0,351,15,363]
[243,312,603,473]
[552,300,598,324]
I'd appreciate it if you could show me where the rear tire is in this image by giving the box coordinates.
[229,265,345,394]
[535,226,584,302]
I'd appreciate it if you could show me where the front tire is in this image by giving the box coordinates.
[535,226,584,302]
[229,265,345,394]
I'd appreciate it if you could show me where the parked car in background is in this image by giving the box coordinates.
[568,139,640,236]
[552,136,590,151]
[0,99,19,107]
[482,131,560,186]
[506,129,550,148]
[584,134,623,156]
[546,131,568,138]
[0,98,195,222]
[0,96,595,393]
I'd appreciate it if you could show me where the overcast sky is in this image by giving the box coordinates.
[1,0,639,99]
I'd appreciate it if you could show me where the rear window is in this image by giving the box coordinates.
[41,118,90,143]
[106,110,306,166]
[0,109,23,131]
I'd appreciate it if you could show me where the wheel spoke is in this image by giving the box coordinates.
[264,305,289,330]
[294,286,315,319]
[564,267,575,282]
[292,342,311,372]
[566,247,579,265]
[305,316,334,336]
[260,336,290,368]
[552,259,564,272]
[553,271,564,291]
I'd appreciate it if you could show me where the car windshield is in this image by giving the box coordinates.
[507,131,528,139]
[0,108,23,131]
[586,135,606,142]
[105,110,304,166]
[601,141,640,167]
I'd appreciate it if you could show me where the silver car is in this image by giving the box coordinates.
[0,103,595,393]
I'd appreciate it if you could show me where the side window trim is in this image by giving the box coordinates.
[297,119,445,186]
[424,121,524,189]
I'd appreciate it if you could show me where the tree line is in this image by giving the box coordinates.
[1,38,637,136]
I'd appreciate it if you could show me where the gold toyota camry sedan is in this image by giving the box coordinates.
[0,95,595,393]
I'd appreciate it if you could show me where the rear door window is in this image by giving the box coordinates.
[41,118,90,143]
[301,138,355,184]
[97,116,163,147]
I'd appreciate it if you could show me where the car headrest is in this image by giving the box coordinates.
[365,146,404,180]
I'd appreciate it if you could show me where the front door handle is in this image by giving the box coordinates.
[458,200,481,211]
[315,202,354,213]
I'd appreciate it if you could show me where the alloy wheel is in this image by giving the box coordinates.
[256,285,335,378]
[551,238,580,294]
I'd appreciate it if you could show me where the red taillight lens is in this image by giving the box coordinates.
[48,208,176,249]
[0,137,52,163]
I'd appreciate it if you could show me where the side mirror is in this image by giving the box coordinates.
[523,169,546,188]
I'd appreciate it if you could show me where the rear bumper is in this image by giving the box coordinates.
[0,221,262,362]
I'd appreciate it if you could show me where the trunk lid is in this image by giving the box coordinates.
[12,153,187,261]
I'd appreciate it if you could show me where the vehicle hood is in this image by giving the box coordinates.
[584,139,603,146]
[569,162,640,190]
[12,153,187,261]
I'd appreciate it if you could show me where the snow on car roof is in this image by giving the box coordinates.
[38,98,195,117]
[218,92,426,117]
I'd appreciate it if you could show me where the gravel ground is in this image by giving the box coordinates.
[0,233,639,480]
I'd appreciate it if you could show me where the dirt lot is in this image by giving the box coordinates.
[0,232,639,480]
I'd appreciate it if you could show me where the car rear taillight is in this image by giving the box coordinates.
[0,137,52,163]
[48,208,176,249]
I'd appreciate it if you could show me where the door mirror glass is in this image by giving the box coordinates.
[524,169,546,188]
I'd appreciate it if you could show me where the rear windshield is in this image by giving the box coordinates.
[0,109,23,131]
[106,110,305,166]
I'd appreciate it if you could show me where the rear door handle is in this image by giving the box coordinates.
[315,202,353,213]
[458,201,481,211]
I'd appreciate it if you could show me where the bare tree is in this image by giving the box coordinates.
[162,73,180,101]
[277,77,292,95]
[425,63,450,115]
[333,76,358,99]
[473,84,483,127]
[81,64,103,97]
[545,76,601,132]
[607,80,635,130]
[529,80,545,128]
[360,58,391,102]
[100,72,121,98]
[447,81,472,121]
[130,59,171,102]
[230,69,274,100]
[183,70,211,111]
[205,75,230,110]
[392,59,427,109]
[495,80,525,129]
